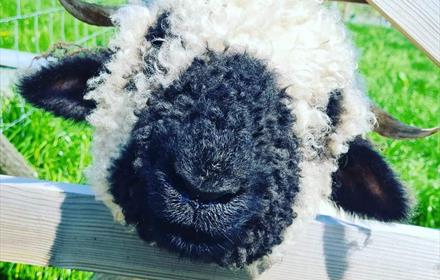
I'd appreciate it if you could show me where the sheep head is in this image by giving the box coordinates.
[18,0,438,268]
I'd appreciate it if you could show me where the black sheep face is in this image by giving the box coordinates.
[18,4,410,268]
[109,52,301,266]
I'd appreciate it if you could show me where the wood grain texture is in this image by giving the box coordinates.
[0,175,439,280]
[0,134,37,178]
[366,0,440,66]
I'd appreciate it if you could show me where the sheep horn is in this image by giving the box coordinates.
[371,105,439,139]
[59,0,118,26]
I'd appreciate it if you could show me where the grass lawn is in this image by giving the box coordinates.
[349,24,439,228]
[0,3,439,279]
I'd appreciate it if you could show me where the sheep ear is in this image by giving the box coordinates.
[330,137,410,221]
[18,50,110,121]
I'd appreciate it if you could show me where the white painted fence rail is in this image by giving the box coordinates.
[0,175,438,280]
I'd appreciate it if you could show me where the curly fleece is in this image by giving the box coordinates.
[109,52,300,266]
[84,0,374,271]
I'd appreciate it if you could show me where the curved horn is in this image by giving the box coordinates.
[59,0,119,26]
[371,105,439,139]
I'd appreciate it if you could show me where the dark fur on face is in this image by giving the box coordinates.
[109,52,301,267]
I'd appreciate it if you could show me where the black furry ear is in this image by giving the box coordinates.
[331,137,410,221]
[18,50,110,121]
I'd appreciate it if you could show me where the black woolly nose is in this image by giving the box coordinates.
[109,51,301,267]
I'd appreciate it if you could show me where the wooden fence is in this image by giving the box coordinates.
[0,175,438,279]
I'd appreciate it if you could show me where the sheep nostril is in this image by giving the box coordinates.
[170,168,241,203]
[192,190,238,203]
[178,180,241,203]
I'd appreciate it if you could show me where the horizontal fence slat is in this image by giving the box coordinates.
[0,175,439,279]
[367,0,440,66]
[0,48,39,69]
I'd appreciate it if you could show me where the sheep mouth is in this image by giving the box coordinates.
[148,180,250,229]
[147,180,253,260]
[153,217,240,263]
[141,168,261,263]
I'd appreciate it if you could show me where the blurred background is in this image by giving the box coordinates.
[0,1,439,279]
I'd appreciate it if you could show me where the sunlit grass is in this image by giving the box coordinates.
[349,24,439,228]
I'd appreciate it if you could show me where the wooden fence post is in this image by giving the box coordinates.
[0,134,37,178]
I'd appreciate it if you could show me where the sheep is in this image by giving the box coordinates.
[18,0,438,272]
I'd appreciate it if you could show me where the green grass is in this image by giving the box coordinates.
[1,4,439,279]
[0,263,93,280]
[349,24,440,228]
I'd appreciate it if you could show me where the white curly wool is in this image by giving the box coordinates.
[85,5,155,223]
[85,0,373,269]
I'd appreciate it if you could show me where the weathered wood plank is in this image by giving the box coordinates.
[0,134,37,178]
[366,0,440,66]
[329,0,440,66]
[0,175,439,279]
